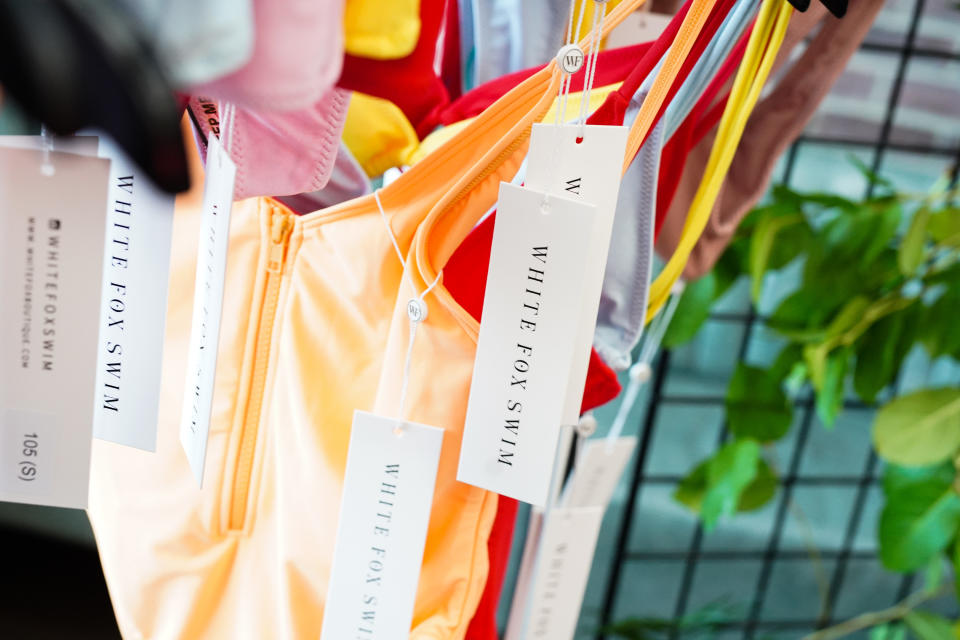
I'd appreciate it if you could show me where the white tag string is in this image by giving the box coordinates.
[577,1,607,139]
[39,124,55,176]
[604,281,685,452]
[565,0,579,44]
[375,189,443,431]
[556,0,590,125]
[220,102,236,155]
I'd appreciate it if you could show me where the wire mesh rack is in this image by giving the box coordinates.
[592,0,960,637]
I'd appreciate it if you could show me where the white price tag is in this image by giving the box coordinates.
[0,147,111,508]
[504,427,575,640]
[93,135,175,451]
[564,436,637,508]
[180,136,235,486]
[459,183,597,506]
[524,506,605,640]
[525,124,629,426]
[503,508,545,640]
[321,411,443,640]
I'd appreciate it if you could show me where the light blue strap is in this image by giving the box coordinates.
[665,0,759,138]
[626,0,758,139]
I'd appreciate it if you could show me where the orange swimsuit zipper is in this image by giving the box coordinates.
[228,210,293,531]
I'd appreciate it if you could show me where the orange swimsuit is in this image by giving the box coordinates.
[85,0,741,636]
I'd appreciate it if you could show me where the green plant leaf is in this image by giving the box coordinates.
[770,343,804,383]
[601,601,738,639]
[854,308,916,404]
[675,464,711,512]
[770,183,804,207]
[899,207,931,276]
[785,361,809,396]
[804,343,829,390]
[819,201,901,269]
[825,296,873,342]
[879,464,960,571]
[849,154,894,192]
[804,207,902,311]
[903,610,955,640]
[816,348,850,427]
[870,623,907,640]
[726,364,793,442]
[769,221,814,273]
[781,244,898,344]
[701,439,761,529]
[787,189,860,213]
[924,262,960,287]
[924,555,945,595]
[928,207,960,247]
[714,241,747,299]
[919,292,960,360]
[954,535,960,610]
[737,459,778,511]
[865,201,904,267]
[873,388,960,467]
[768,289,830,342]
[749,212,803,302]
[834,294,917,351]
[883,462,955,497]
[662,273,717,349]
[676,456,777,515]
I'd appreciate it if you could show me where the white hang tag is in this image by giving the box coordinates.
[505,426,575,640]
[321,411,443,640]
[524,124,629,427]
[563,436,637,508]
[459,183,597,507]
[523,506,605,640]
[179,136,235,486]
[93,135,175,451]
[0,147,110,508]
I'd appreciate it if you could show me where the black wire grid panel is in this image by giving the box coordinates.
[594,0,960,637]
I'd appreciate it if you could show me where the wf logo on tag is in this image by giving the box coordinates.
[406,298,427,323]
[556,44,585,74]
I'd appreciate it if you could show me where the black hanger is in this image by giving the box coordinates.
[785,0,848,19]
[0,0,189,193]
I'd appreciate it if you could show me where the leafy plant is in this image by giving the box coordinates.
[662,165,960,626]
[602,600,740,639]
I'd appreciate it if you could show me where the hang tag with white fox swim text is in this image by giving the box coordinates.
[321,411,443,640]
[0,147,110,508]
[525,124,628,427]
[564,436,636,508]
[94,135,175,451]
[458,183,597,506]
[180,136,235,486]
[523,506,605,640]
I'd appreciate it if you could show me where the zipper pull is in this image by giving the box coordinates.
[267,214,293,273]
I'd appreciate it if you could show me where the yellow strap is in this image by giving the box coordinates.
[645,0,793,322]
